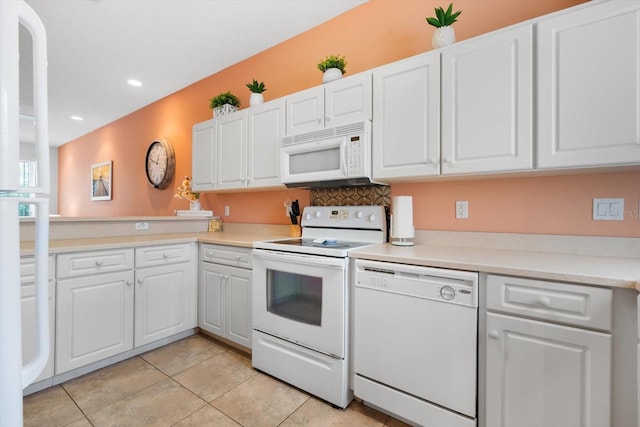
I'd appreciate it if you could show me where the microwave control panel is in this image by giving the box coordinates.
[346,135,363,175]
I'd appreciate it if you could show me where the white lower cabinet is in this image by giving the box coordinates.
[484,274,613,427]
[21,256,55,383]
[55,244,196,374]
[134,263,196,347]
[56,270,134,374]
[134,244,196,347]
[199,244,252,348]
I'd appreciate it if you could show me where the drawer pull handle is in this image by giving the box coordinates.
[536,296,552,307]
[488,330,500,340]
[163,254,169,259]
[137,278,144,285]
[95,260,103,267]
[126,281,133,286]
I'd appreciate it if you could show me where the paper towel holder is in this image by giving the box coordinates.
[391,195,415,246]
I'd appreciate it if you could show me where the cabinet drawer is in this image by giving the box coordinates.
[135,243,193,268]
[21,255,54,284]
[57,249,134,279]
[486,274,612,331]
[200,244,251,269]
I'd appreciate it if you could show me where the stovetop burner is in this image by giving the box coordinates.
[253,206,387,258]
[269,238,371,250]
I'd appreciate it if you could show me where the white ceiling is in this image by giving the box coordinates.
[20,0,367,147]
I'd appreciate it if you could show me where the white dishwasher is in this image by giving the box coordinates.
[353,259,478,427]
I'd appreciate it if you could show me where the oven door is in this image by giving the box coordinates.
[252,249,347,358]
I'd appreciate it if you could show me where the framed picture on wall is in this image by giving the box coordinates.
[91,160,112,201]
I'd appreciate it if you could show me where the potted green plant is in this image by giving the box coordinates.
[246,79,267,107]
[209,91,241,117]
[317,54,347,83]
[426,3,461,49]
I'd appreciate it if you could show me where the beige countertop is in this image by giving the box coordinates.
[20,227,640,292]
[350,243,640,291]
[20,231,283,254]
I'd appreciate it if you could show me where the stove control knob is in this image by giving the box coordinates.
[315,211,322,218]
[305,213,312,221]
[367,214,377,222]
[440,286,455,300]
[356,210,364,219]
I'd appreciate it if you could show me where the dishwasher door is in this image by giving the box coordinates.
[354,259,478,420]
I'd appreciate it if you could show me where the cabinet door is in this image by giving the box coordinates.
[217,110,248,189]
[537,1,640,169]
[372,52,440,179]
[247,98,284,188]
[134,262,195,347]
[442,24,533,174]
[486,312,611,427]
[325,72,372,128]
[285,86,324,135]
[198,261,225,336]
[225,266,252,348]
[56,271,134,374]
[192,119,217,191]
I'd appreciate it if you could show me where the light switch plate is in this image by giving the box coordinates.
[593,198,624,221]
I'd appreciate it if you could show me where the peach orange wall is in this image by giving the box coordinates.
[392,171,640,238]
[61,0,636,236]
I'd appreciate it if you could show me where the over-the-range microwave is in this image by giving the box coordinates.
[281,120,380,188]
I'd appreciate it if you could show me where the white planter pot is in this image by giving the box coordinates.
[213,103,238,118]
[432,26,456,49]
[190,200,201,211]
[322,68,343,83]
[249,92,264,107]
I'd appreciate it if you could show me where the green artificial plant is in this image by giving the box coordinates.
[426,3,461,27]
[209,91,241,109]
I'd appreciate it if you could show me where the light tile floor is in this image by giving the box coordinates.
[23,334,410,426]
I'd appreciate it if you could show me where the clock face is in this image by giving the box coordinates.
[145,139,175,189]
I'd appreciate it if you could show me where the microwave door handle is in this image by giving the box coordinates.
[341,138,347,175]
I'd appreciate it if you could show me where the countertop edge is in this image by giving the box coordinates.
[21,233,640,292]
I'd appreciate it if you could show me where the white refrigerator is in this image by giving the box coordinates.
[0,1,50,425]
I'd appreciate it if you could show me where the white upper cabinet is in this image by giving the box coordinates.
[441,24,533,175]
[247,98,285,188]
[285,72,372,135]
[217,110,248,189]
[192,99,284,191]
[372,52,440,180]
[537,1,640,169]
[191,119,217,191]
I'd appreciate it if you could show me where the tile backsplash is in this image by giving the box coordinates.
[310,185,390,207]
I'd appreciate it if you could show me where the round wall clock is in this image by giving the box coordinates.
[145,138,175,189]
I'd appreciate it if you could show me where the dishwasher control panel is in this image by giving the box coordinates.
[355,259,478,307]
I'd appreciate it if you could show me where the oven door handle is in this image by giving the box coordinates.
[252,249,346,269]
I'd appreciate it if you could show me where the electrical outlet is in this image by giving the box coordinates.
[224,205,230,216]
[135,222,149,230]
[456,201,468,219]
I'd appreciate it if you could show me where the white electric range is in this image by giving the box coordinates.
[251,205,386,408]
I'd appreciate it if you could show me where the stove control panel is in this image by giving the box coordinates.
[301,205,386,230]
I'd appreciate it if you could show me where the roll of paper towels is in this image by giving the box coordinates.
[391,196,415,245]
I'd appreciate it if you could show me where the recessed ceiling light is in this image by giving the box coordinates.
[70,115,83,121]
[127,79,142,87]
